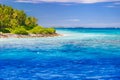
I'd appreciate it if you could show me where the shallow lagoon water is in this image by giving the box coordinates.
[0,28,120,80]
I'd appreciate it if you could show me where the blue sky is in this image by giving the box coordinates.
[0,0,120,28]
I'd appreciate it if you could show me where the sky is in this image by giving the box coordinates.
[0,0,120,28]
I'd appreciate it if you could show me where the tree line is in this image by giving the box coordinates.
[0,4,56,35]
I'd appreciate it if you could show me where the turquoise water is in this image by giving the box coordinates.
[0,28,120,80]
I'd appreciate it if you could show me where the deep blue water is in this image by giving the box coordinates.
[0,28,120,80]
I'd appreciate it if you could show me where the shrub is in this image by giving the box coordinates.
[12,27,28,35]
[30,26,56,34]
[46,28,56,34]
[29,26,45,34]
[0,28,10,33]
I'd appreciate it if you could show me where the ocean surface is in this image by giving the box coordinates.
[0,28,120,80]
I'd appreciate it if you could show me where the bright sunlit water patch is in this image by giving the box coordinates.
[0,28,120,80]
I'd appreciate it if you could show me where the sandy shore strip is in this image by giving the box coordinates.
[0,33,62,38]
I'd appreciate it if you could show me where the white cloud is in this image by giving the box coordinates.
[81,22,120,28]
[66,19,80,22]
[105,5,115,8]
[104,1,120,8]
[59,22,120,28]
[16,0,120,4]
[60,3,75,6]
[114,2,120,5]
[39,21,120,28]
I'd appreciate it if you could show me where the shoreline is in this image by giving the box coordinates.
[0,33,62,38]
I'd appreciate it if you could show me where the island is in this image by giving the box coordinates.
[0,4,59,38]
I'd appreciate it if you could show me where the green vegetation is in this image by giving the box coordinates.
[11,26,28,35]
[0,4,56,35]
[29,26,56,34]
